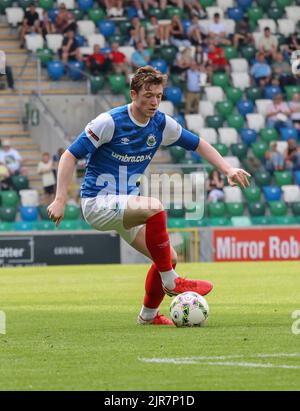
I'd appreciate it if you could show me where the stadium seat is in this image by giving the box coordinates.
[47,61,64,81]
[230,58,249,73]
[294,170,300,186]
[271,215,298,225]
[284,85,300,100]
[219,128,239,146]
[246,114,265,131]
[185,114,204,134]
[269,201,288,217]
[248,202,266,216]
[251,216,271,225]
[212,143,229,157]
[252,141,268,160]
[205,87,225,104]
[216,101,233,118]
[38,205,50,220]
[256,99,272,117]
[199,101,214,118]
[64,205,81,220]
[5,7,24,26]
[212,73,230,88]
[236,100,254,117]
[231,73,250,90]
[254,170,272,187]
[280,127,299,141]
[263,186,281,202]
[169,203,185,218]
[58,220,82,230]
[87,33,105,48]
[226,202,245,216]
[19,189,39,207]
[246,86,263,101]
[172,114,185,128]
[18,0,32,9]
[20,206,39,222]
[0,222,14,231]
[241,45,256,62]
[108,74,126,94]
[11,175,29,191]
[165,5,184,18]
[231,143,248,159]
[206,217,231,227]
[167,218,189,229]
[35,220,55,230]
[226,87,243,104]
[223,186,243,203]
[71,9,84,21]
[78,0,94,11]
[98,20,116,37]
[159,101,174,116]
[0,190,19,207]
[0,0,13,14]
[77,20,96,38]
[227,114,244,130]
[25,34,44,52]
[37,47,53,66]
[206,6,224,19]
[206,115,224,129]
[223,19,236,35]
[291,202,300,216]
[208,202,226,218]
[240,128,257,145]
[267,7,284,20]
[38,0,54,9]
[199,128,218,145]
[260,128,279,144]
[14,221,33,231]
[231,216,252,226]
[223,46,238,60]
[276,141,288,155]
[223,156,241,168]
[277,19,295,37]
[169,146,186,162]
[149,7,163,18]
[88,7,105,23]
[90,75,105,94]
[258,19,276,33]
[274,170,293,186]
[243,185,261,203]
[165,87,182,106]
[160,46,177,65]
[0,206,17,222]
[264,85,282,100]
[281,185,300,202]
[237,0,253,9]
[68,61,84,80]
[149,59,168,74]
[248,6,264,23]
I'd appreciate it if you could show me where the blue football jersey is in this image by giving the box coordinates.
[68,104,200,197]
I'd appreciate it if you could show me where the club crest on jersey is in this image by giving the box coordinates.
[146,134,156,147]
[121,137,130,144]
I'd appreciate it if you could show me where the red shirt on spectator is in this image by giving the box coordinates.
[208,47,227,66]
[111,51,126,64]
[88,52,106,65]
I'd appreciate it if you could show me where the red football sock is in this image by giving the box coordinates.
[144,263,177,309]
[145,210,172,273]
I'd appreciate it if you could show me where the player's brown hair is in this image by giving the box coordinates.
[130,66,167,94]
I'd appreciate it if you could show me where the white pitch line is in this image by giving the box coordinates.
[204,362,300,370]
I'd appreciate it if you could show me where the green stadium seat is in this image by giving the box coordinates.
[248,7,264,22]
[119,20,132,35]
[226,202,244,217]
[149,8,163,19]
[252,142,268,160]
[208,202,226,218]
[167,218,189,229]
[231,143,248,159]
[0,191,19,207]
[159,46,177,65]
[187,218,207,228]
[248,202,266,216]
[206,115,224,129]
[206,217,231,226]
[64,205,81,220]
[0,206,17,222]
[216,101,234,118]
[108,74,126,94]
[271,215,297,225]
[274,170,293,186]
[212,73,230,88]
[72,9,85,21]
[108,34,125,46]
[170,73,184,87]
[165,6,183,19]
[88,8,105,23]
[225,87,243,104]
[243,185,261,203]
[35,221,55,230]
[169,146,186,162]
[284,85,300,101]
[268,7,284,20]
[251,216,272,225]
[38,0,54,10]
[0,0,13,14]
[11,175,29,191]
[269,200,288,216]
[241,46,257,62]
[58,220,82,230]
[260,128,279,144]
[291,202,300,216]
[223,46,238,60]
[254,170,272,187]
[38,205,50,220]
[246,86,262,101]
[15,221,33,231]
[212,143,229,157]
[37,48,53,67]
[276,0,292,7]
[18,0,32,9]
[227,114,244,130]
[90,75,105,94]
[257,0,273,11]
[0,222,14,231]
[199,0,214,6]
[80,219,92,230]
[123,88,131,104]
[169,203,185,218]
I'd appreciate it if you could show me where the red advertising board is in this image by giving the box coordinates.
[213,227,300,261]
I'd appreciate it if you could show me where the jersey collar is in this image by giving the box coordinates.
[127,104,150,128]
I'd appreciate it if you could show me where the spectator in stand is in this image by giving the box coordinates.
[232,17,254,49]
[184,61,206,115]
[20,2,41,48]
[131,41,151,69]
[104,0,124,17]
[41,10,56,39]
[207,170,225,203]
[250,52,271,87]
[183,0,206,18]
[266,93,293,130]
[207,39,230,74]
[258,27,278,62]
[160,0,183,9]
[289,93,300,131]
[55,3,76,34]
[284,138,300,171]
[146,16,163,46]
[37,152,56,205]
[271,52,296,88]
[265,141,285,173]
[169,15,190,48]
[208,13,230,46]
[59,29,82,65]
[284,32,300,55]
[172,47,193,74]
[187,16,204,46]
[86,45,112,75]
[0,139,24,176]
[108,42,130,79]
[128,16,146,47]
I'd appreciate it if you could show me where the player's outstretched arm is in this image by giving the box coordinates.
[47,150,77,226]
[196,139,251,189]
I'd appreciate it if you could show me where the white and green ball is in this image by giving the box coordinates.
[170,292,209,327]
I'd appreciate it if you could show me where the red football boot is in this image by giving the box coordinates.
[137,312,173,326]
[162,277,213,297]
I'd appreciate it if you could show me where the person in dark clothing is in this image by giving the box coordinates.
[20,3,41,48]
[58,30,82,65]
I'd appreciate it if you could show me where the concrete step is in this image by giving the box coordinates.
[0,40,22,49]
[0,129,29,136]
[0,117,20,123]
[0,109,20,117]
[3,48,28,55]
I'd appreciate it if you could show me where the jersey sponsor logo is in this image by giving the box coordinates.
[146,134,157,147]
[111,151,152,163]
[121,137,130,144]
[87,128,99,142]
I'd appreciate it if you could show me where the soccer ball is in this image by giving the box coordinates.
[291,50,300,76]
[169,291,209,327]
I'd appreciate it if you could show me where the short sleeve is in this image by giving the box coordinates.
[161,114,182,146]
[84,112,115,149]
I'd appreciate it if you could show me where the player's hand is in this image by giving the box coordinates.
[47,198,65,227]
[226,167,251,189]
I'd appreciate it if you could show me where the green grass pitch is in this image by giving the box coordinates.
[0,261,300,391]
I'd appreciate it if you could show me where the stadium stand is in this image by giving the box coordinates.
[1,0,300,232]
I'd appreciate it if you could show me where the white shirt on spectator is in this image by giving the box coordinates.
[0,148,22,174]
[208,22,226,35]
